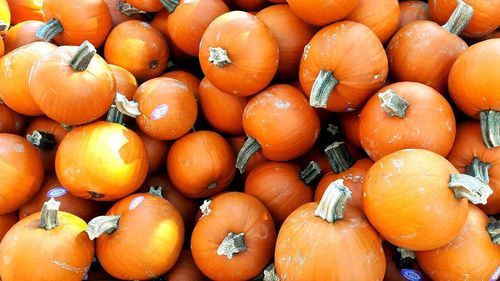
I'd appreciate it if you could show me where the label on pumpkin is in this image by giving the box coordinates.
[401,269,423,281]
[129,196,145,210]
[150,104,169,120]
[490,265,500,281]
[46,187,68,198]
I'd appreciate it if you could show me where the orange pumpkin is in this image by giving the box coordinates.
[150,10,192,61]
[199,11,279,96]
[300,21,388,112]
[2,20,43,53]
[164,250,208,280]
[162,70,201,100]
[7,0,43,24]
[109,64,138,100]
[103,0,146,27]
[398,1,430,29]
[191,192,276,281]
[230,0,267,11]
[0,103,26,134]
[227,136,268,178]
[136,130,169,174]
[286,0,358,26]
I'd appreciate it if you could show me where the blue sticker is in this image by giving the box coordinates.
[47,187,68,198]
[401,269,423,281]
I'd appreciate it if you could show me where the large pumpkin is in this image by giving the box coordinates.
[135,130,169,175]
[286,0,358,26]
[2,20,43,53]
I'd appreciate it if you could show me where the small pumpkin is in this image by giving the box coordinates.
[7,0,43,24]
[109,64,138,100]
[398,0,430,29]
[2,20,43,53]
[0,102,26,134]
[164,250,208,281]
[0,212,17,242]
[286,0,358,26]
[104,0,146,27]
[162,70,201,100]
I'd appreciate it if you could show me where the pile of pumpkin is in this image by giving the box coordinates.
[0,0,499,280]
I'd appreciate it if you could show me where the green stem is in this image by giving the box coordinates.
[480,110,500,149]
[36,18,64,42]
[309,69,338,108]
[395,248,416,270]
[160,0,180,13]
[114,93,141,118]
[106,105,125,125]
[465,157,491,184]
[69,41,96,71]
[449,174,493,205]
[441,0,474,35]
[39,198,61,230]
[117,0,147,16]
[378,89,409,118]
[26,131,57,150]
[208,47,232,68]
[236,136,261,174]
[217,232,247,259]
[314,179,352,222]
[299,161,321,185]
[324,141,355,174]
[487,218,499,244]
[148,186,163,198]
[85,215,121,240]
[0,20,7,32]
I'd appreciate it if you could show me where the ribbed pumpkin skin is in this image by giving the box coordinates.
[2,20,43,52]
[286,0,359,26]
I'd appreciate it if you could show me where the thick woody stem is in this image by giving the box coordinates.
[36,18,64,41]
[378,89,409,118]
[85,215,121,240]
[27,131,57,149]
[487,218,499,244]
[441,0,474,35]
[324,141,355,174]
[148,186,163,198]
[208,47,232,68]
[449,174,493,205]
[465,157,491,184]
[69,41,97,71]
[314,179,352,222]
[299,161,322,185]
[117,0,147,16]
[200,200,212,218]
[217,232,247,259]
[39,198,61,230]
[114,93,141,118]
[480,110,500,149]
[236,136,261,174]
[309,69,338,108]
[160,0,180,13]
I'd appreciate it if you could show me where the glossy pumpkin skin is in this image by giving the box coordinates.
[109,64,137,100]
[104,20,169,81]
[448,39,500,119]
[0,212,17,242]
[429,0,500,38]
[227,136,268,178]
[287,0,358,26]
[398,1,430,29]
[199,11,279,97]
[2,20,43,53]
[0,103,26,134]
[19,175,102,222]
[30,45,116,125]
[275,202,385,280]
[416,205,500,280]
[55,121,149,201]
[134,77,197,140]
[0,41,56,116]
[447,122,500,214]
[164,250,208,281]
[41,0,112,47]
[191,192,276,281]
[8,0,43,24]
[96,193,184,280]
[0,211,94,281]
[363,149,468,251]
[242,84,320,161]
[339,111,361,148]
[136,130,169,175]
[103,0,145,27]
[167,131,236,198]
[0,134,44,214]
[299,21,389,112]
[256,4,316,81]
[199,77,248,135]
[167,0,229,57]
[125,0,164,12]
[162,70,201,100]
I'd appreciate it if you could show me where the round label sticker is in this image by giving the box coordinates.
[401,269,423,281]
[47,187,68,198]
[128,196,145,210]
[150,104,169,120]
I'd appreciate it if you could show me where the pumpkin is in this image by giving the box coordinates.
[162,70,201,100]
[0,0,10,32]
[387,1,470,94]
[166,0,229,57]
[167,130,236,198]
[7,0,43,24]
[363,149,493,251]
[245,161,318,226]
[124,0,165,12]
[109,64,138,100]
[286,0,358,26]
[345,0,400,44]
[199,77,248,135]
[429,0,500,38]
[0,102,26,134]
[359,82,456,161]
[2,20,43,53]
[299,21,388,112]
[0,41,56,116]
[191,192,276,281]
[416,205,500,280]
[227,136,268,178]
[0,133,44,214]
[104,20,169,81]
[55,121,149,201]
[0,198,94,281]
[86,192,184,280]
[275,180,386,280]
[446,121,500,214]
[37,0,112,48]
[0,212,17,242]
[19,175,102,222]
[164,250,208,281]
[0,37,3,57]
[135,130,169,175]
[104,0,146,27]
[150,10,191,61]
[448,38,500,149]
[398,0,430,29]
[339,111,361,148]
[199,11,279,96]
[237,84,320,172]
[25,116,68,173]
[230,0,267,11]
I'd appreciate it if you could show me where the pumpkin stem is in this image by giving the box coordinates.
[314,179,352,222]
[0,21,6,32]
[441,0,473,35]
[148,186,163,198]
[200,200,212,218]
[378,89,409,118]
[39,198,61,230]
[487,218,500,244]
[449,174,493,205]
[236,136,261,174]
[217,232,247,259]
[26,130,57,150]
[106,105,125,125]
[208,47,232,68]
[465,157,491,184]
[263,263,279,281]
[60,123,73,132]
[160,0,180,13]
[69,41,96,71]
[115,93,141,118]
[299,161,322,185]
[324,141,355,174]
[117,0,147,16]
[480,110,500,149]
[395,248,416,270]
[86,215,121,240]
[36,18,64,42]
[309,69,338,108]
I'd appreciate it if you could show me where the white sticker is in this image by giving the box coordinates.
[128,196,145,210]
[150,104,168,120]
[490,265,500,281]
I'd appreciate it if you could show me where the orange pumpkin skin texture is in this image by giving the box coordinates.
[339,111,361,148]
[0,133,44,214]
[109,64,138,100]
[40,0,112,48]
[55,121,149,201]
[242,84,320,161]
[8,0,43,24]
[125,0,164,12]
[416,205,500,280]
[0,103,26,134]
[256,4,316,81]
[136,130,169,175]
[191,192,276,281]
[162,70,201,100]
[199,11,279,97]
[0,212,17,241]
[299,21,388,112]
[447,122,500,214]
[286,0,358,26]
[104,20,169,82]
[359,82,456,161]
[93,193,184,280]
[167,0,229,57]
[228,136,268,178]
[363,149,469,251]
[0,41,56,116]
[103,0,145,28]
[167,131,236,198]
[3,20,43,53]
[30,44,116,125]
[134,77,197,140]
[199,77,248,135]
[429,0,500,38]
[164,250,208,281]
[398,1,430,30]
